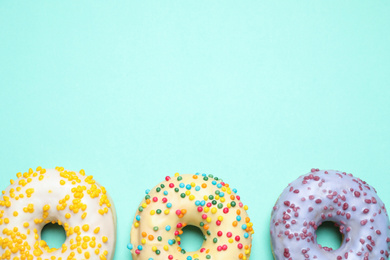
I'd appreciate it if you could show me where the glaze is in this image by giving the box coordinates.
[129,173,254,260]
[270,169,390,260]
[0,167,116,260]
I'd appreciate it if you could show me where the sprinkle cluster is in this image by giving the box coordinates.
[129,173,253,260]
[270,169,390,260]
[0,166,115,260]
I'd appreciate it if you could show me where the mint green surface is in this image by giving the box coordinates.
[1,1,390,259]
[41,223,67,249]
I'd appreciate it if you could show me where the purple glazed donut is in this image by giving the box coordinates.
[270,169,390,260]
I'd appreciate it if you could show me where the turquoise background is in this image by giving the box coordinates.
[1,1,390,259]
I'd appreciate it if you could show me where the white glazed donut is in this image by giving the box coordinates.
[129,173,254,260]
[270,169,390,260]
[0,166,116,260]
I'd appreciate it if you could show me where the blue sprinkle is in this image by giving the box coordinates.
[195,172,199,175]
[219,192,225,197]
[167,203,172,208]
[136,215,141,221]
[164,191,168,195]
[186,184,192,190]
[242,224,247,230]
[149,258,153,260]
[195,186,200,191]
[212,180,217,185]
[195,200,200,206]
[202,173,206,177]
[168,239,174,245]
[244,232,249,238]
[233,188,237,193]
[236,216,241,221]
[217,184,222,188]
[179,183,185,188]
[137,245,143,250]
[200,200,206,206]
[165,225,171,231]
[145,189,150,194]
[127,243,133,250]
[187,256,192,260]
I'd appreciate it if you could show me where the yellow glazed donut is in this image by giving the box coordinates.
[129,173,254,260]
[0,166,116,260]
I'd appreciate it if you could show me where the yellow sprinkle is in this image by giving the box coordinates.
[82,224,89,232]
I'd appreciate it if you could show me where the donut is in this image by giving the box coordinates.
[129,173,254,260]
[270,168,390,260]
[0,166,116,260]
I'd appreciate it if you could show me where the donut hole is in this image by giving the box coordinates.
[179,225,205,252]
[41,222,66,249]
[316,221,343,250]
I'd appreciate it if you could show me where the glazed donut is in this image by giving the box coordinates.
[0,166,116,260]
[129,173,254,260]
[270,169,390,260]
